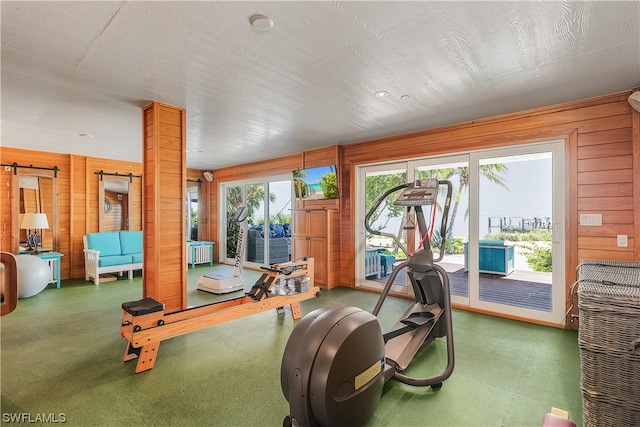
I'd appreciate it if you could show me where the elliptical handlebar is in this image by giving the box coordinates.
[364,183,411,257]
[433,180,453,263]
[364,179,453,261]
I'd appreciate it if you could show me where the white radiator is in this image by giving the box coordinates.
[188,245,211,265]
[187,242,214,267]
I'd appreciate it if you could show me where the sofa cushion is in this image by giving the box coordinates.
[99,254,133,267]
[270,224,285,238]
[120,231,143,255]
[129,252,143,263]
[86,232,123,257]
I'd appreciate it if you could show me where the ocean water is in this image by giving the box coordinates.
[307,183,323,195]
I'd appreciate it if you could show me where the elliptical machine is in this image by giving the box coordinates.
[280,178,455,427]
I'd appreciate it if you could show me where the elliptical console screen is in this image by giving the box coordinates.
[395,179,439,206]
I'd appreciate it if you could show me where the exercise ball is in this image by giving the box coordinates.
[16,255,50,298]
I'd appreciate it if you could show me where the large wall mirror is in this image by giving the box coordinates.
[99,175,134,232]
[11,169,60,253]
[186,180,200,241]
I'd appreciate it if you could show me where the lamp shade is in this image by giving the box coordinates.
[20,213,49,230]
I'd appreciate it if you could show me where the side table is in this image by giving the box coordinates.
[32,251,64,288]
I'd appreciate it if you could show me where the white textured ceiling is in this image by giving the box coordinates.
[2,1,639,170]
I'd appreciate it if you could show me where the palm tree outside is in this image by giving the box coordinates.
[225,184,275,258]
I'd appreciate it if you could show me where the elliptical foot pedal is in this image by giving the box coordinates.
[400,312,435,327]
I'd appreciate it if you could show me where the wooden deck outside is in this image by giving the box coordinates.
[375,262,553,312]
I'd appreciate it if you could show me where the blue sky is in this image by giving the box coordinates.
[368,154,553,240]
[300,165,335,184]
[446,156,552,238]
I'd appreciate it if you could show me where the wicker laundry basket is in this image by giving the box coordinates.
[577,260,640,427]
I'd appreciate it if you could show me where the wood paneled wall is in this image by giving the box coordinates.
[82,156,143,278]
[338,90,639,328]
[189,90,639,329]
[1,149,70,276]
[1,148,144,281]
[1,89,638,329]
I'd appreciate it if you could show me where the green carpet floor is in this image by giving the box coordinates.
[1,264,582,426]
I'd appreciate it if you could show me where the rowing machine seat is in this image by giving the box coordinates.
[122,298,164,316]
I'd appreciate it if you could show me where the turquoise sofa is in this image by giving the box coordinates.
[83,231,143,284]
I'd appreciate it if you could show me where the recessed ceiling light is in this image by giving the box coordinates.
[375,91,389,98]
[78,133,93,138]
[250,14,273,31]
[401,95,411,100]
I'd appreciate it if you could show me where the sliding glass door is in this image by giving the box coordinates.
[221,176,293,266]
[469,142,565,324]
[356,163,408,294]
[356,140,565,324]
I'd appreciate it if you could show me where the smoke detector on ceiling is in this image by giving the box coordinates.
[628,91,640,113]
[249,14,273,31]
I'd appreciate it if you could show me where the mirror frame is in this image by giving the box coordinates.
[99,175,134,232]
[11,169,60,254]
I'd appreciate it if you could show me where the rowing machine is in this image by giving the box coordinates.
[121,257,320,373]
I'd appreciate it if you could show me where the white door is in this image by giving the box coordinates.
[468,141,565,325]
[355,162,409,295]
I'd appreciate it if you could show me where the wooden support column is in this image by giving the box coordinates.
[142,102,187,312]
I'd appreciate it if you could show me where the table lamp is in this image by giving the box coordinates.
[20,213,49,254]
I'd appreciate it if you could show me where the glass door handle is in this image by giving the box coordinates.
[552,222,560,243]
